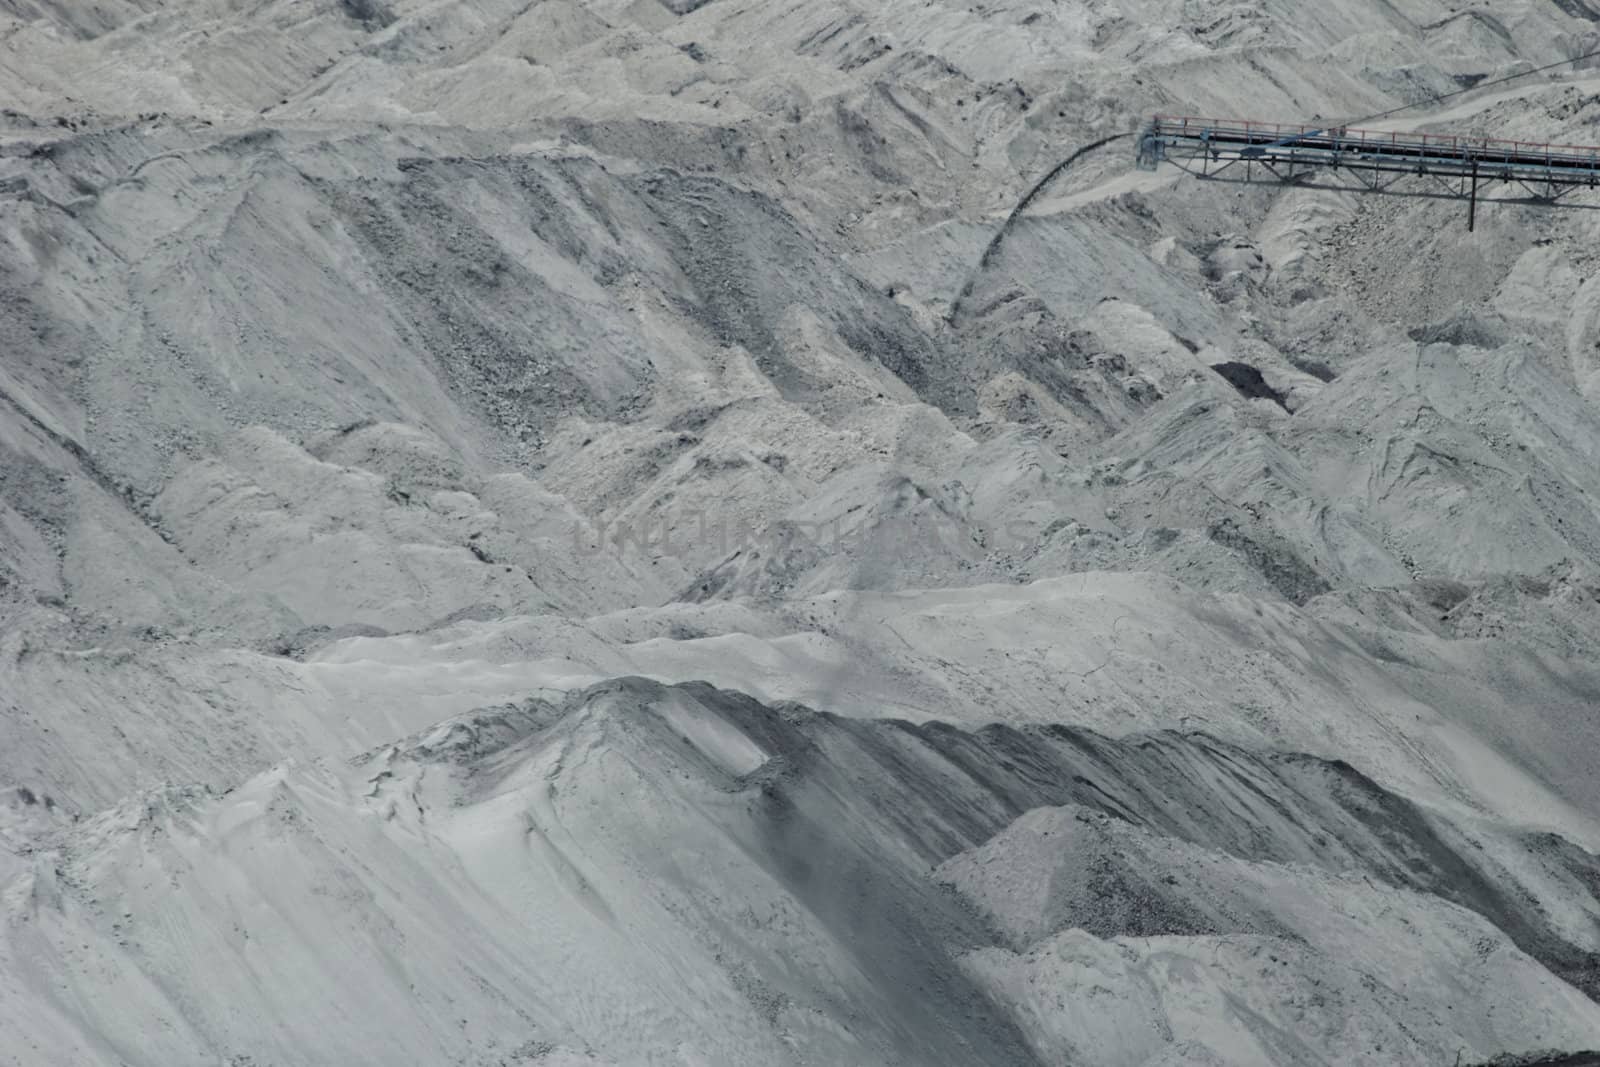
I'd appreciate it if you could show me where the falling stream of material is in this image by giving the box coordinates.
[946,132,1131,325]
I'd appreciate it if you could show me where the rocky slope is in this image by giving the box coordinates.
[5,0,1600,1063]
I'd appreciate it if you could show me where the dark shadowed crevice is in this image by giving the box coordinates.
[1210,361,1289,409]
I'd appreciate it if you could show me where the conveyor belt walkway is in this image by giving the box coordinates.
[1137,115,1600,230]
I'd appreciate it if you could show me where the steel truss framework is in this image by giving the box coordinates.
[1137,115,1600,230]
